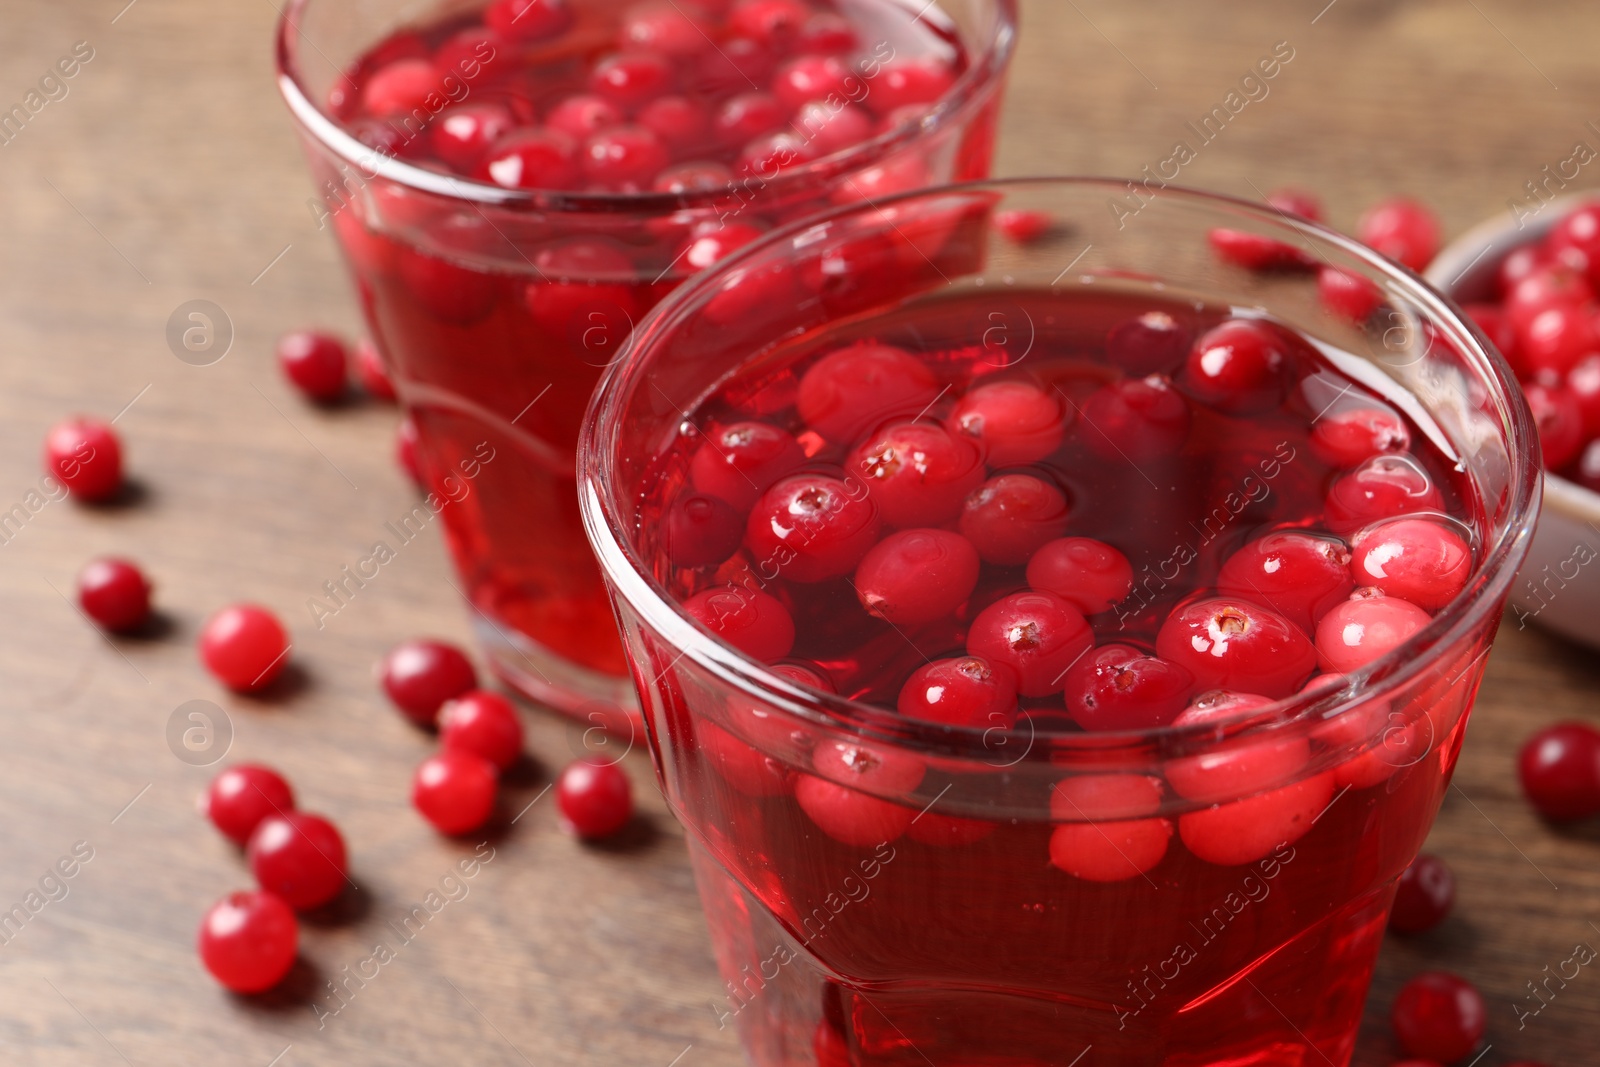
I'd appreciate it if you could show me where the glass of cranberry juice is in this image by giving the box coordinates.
[578,179,1540,1066]
[274,0,1017,734]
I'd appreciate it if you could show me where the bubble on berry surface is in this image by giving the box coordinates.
[166,300,233,366]
[166,699,234,766]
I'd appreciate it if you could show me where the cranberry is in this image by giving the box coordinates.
[1524,381,1586,470]
[1216,531,1353,633]
[1183,319,1294,414]
[713,92,787,144]
[1518,301,1596,377]
[798,740,924,846]
[275,330,348,403]
[524,238,638,342]
[1356,197,1441,271]
[379,638,478,726]
[690,421,806,511]
[201,764,296,845]
[1266,187,1323,221]
[1548,200,1600,277]
[1389,853,1456,934]
[247,812,348,910]
[967,591,1093,697]
[1505,263,1591,332]
[738,131,819,176]
[958,473,1072,566]
[1050,815,1172,883]
[854,528,980,625]
[478,127,579,189]
[951,379,1069,466]
[797,344,940,443]
[547,94,626,141]
[619,1,712,57]
[1309,405,1411,468]
[1498,243,1551,297]
[683,587,795,661]
[557,759,633,838]
[199,604,290,693]
[1517,721,1600,820]
[396,416,423,485]
[1155,597,1316,698]
[1026,537,1132,616]
[413,751,498,835]
[439,689,524,770]
[993,209,1053,244]
[431,103,516,172]
[728,0,810,49]
[1323,454,1444,535]
[799,11,856,52]
[1567,353,1600,435]
[1064,645,1193,732]
[362,58,439,117]
[1080,374,1192,461]
[1316,266,1383,323]
[1165,692,1311,804]
[1178,772,1334,866]
[792,101,874,154]
[773,54,853,109]
[654,160,735,193]
[848,420,985,528]
[746,472,881,582]
[700,719,791,797]
[581,125,670,187]
[44,416,122,501]
[1314,590,1432,673]
[197,891,298,993]
[484,0,572,42]
[637,95,710,150]
[897,655,1018,728]
[1051,772,1165,822]
[77,557,152,632]
[397,248,500,326]
[703,258,798,327]
[353,338,397,401]
[664,491,745,567]
[870,58,956,113]
[1349,518,1472,612]
[1106,310,1192,376]
[1463,302,1522,373]
[1206,228,1316,272]
[1391,972,1486,1063]
[433,27,496,76]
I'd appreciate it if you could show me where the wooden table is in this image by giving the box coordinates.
[1,1,1596,1063]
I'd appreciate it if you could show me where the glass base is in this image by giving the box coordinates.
[473,615,642,738]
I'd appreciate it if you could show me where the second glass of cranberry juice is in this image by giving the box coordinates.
[579,180,1540,1065]
[275,0,1017,733]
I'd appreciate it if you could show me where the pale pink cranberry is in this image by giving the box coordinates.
[654,160,735,193]
[966,591,1093,697]
[478,127,579,189]
[1310,405,1411,468]
[1316,266,1383,323]
[1178,772,1334,866]
[484,0,572,42]
[1080,374,1191,461]
[679,221,766,271]
[1106,310,1192,376]
[738,131,819,176]
[431,103,516,172]
[772,54,853,108]
[958,473,1072,566]
[797,739,924,845]
[682,587,795,661]
[1154,597,1316,698]
[1064,645,1193,732]
[589,51,675,110]
[1315,590,1432,673]
[1050,816,1173,882]
[1518,301,1596,377]
[745,472,882,582]
[637,95,710,150]
[689,421,806,511]
[1207,228,1316,272]
[545,94,624,140]
[1166,694,1310,802]
[582,125,670,187]
[1356,197,1441,271]
[1215,531,1354,633]
[854,529,979,625]
[362,59,439,117]
[1524,381,1586,470]
[1051,773,1164,821]
[618,1,712,57]
[951,378,1069,466]
[847,420,985,528]
[897,655,1018,728]
[994,209,1053,244]
[1183,319,1294,414]
[713,92,786,144]
[1266,187,1323,221]
[1349,518,1472,612]
[793,101,875,154]
[798,11,857,52]
[869,58,956,113]
[796,343,939,443]
[1025,537,1132,616]
[1323,454,1445,535]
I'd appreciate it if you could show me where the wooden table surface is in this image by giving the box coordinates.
[2,1,1597,1064]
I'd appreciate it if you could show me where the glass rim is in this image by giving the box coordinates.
[578,176,1543,761]
[273,0,1019,214]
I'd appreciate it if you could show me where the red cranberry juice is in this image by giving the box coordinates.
[632,288,1491,1065]
[322,0,979,687]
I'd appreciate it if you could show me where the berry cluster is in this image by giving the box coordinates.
[275,329,397,405]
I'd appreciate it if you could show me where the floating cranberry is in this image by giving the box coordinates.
[1517,721,1600,821]
[1178,772,1334,867]
[362,58,439,117]
[353,339,397,401]
[1390,853,1456,934]
[1314,590,1432,673]
[1165,693,1310,802]
[439,690,524,770]
[1216,531,1353,633]
[664,491,745,567]
[994,209,1053,244]
[951,379,1069,466]
[247,812,348,910]
[1080,374,1191,461]
[199,604,290,693]
[1026,537,1133,616]
[739,131,819,176]
[854,528,979,625]
[1156,598,1316,698]
[728,0,810,49]
[1106,310,1192,376]
[557,759,633,839]
[714,91,787,144]
[797,344,940,443]
[792,101,874,154]
[44,416,122,501]
[1349,518,1472,612]
[870,58,956,113]
[799,740,924,845]
[683,587,795,661]
[690,421,806,511]
[198,891,298,993]
[1207,228,1315,272]
[202,764,296,845]
[396,244,501,324]
[1390,971,1485,1063]
[1567,353,1600,436]
[799,11,856,52]
[276,330,348,403]
[380,638,478,726]
[484,0,573,42]
[1505,263,1591,332]
[746,472,882,582]
[638,95,711,150]
[525,238,639,342]
[1357,197,1441,271]
[1064,645,1193,732]
[413,751,498,834]
[1309,405,1411,468]
[773,54,853,109]
[703,258,798,327]
[897,655,1018,728]
[1316,266,1383,323]
[958,473,1071,566]
[654,160,735,193]
[1524,381,1586,471]
[848,420,985,528]
[582,125,671,187]
[479,127,579,189]
[431,103,517,172]
[1183,319,1294,414]
[1323,454,1445,535]
[967,590,1093,698]
[619,1,712,57]
[1519,301,1596,378]
[547,94,625,139]
[77,557,152,632]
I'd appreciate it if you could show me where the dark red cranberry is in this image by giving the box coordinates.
[199,605,290,692]
[1518,722,1600,821]
[1317,266,1383,323]
[413,751,498,835]
[967,590,1093,697]
[276,330,348,403]
[380,638,478,726]
[728,0,810,49]
[1182,319,1294,414]
[664,491,745,567]
[44,416,122,501]
[361,58,439,117]
[1389,853,1456,934]
[1391,971,1485,1063]
[478,127,579,189]
[1216,531,1353,633]
[1323,454,1445,535]
[353,339,397,401]
[439,690,524,770]
[958,473,1071,566]
[202,764,295,845]
[897,655,1018,728]
[1080,374,1192,461]
[797,344,939,443]
[1207,228,1316,272]
[1155,597,1316,698]
[848,420,985,528]
[993,209,1054,244]
[77,557,152,632]
[854,528,980,625]
[1106,310,1192,376]
[1025,537,1132,616]
[951,379,1069,466]
[247,812,348,910]
[557,759,633,838]
[198,891,298,993]
[690,421,806,511]
[1310,405,1411,468]
[683,587,795,661]
[1349,518,1472,612]
[1524,381,1586,470]
[1315,589,1432,673]
[1357,198,1441,271]
[1064,645,1193,732]
[484,0,572,42]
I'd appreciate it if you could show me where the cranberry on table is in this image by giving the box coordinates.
[44,416,123,502]
[380,638,478,726]
[439,689,524,770]
[1155,597,1316,698]
[683,587,795,662]
[202,764,296,845]
[1390,853,1456,934]
[1390,971,1486,1063]
[1518,721,1600,821]
[247,812,348,910]
[276,330,349,403]
[950,378,1069,466]
[77,557,152,632]
[1064,645,1194,732]
[1207,227,1316,272]
[1182,319,1294,414]
[1315,590,1432,673]
[557,759,633,839]
[413,751,499,835]
[745,472,882,582]
[1025,537,1133,616]
[199,604,290,693]
[854,528,979,625]
[993,209,1054,244]
[1349,518,1472,612]
[967,590,1093,698]
[353,338,396,402]
[1357,197,1441,272]
[958,472,1072,566]
[197,890,298,994]
[848,420,985,528]
[796,343,940,443]
[897,655,1018,728]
